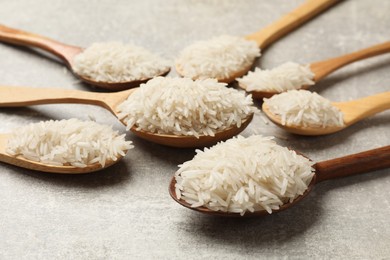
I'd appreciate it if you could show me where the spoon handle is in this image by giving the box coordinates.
[310,41,390,81]
[315,145,390,183]
[0,24,82,65]
[0,85,115,112]
[334,91,390,126]
[245,0,339,49]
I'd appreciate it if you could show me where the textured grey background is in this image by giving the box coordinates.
[0,0,389,259]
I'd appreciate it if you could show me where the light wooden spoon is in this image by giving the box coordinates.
[0,24,170,91]
[169,145,390,217]
[0,134,125,174]
[0,86,253,148]
[240,41,390,99]
[175,0,340,83]
[262,92,390,135]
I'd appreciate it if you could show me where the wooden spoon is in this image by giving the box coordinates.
[169,145,390,217]
[0,86,253,148]
[175,0,340,83]
[0,133,124,174]
[262,92,390,135]
[0,24,170,91]
[240,41,390,99]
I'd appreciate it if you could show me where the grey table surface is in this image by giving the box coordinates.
[0,0,389,259]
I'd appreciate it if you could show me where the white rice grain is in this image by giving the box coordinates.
[264,90,345,128]
[237,62,315,92]
[73,42,170,83]
[175,35,260,80]
[175,135,315,215]
[117,77,256,137]
[6,119,133,167]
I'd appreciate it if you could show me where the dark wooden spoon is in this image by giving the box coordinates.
[169,145,390,217]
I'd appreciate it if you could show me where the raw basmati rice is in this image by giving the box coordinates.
[264,90,345,127]
[174,135,315,215]
[116,77,256,137]
[6,119,133,167]
[237,62,315,92]
[73,42,170,83]
[175,35,260,80]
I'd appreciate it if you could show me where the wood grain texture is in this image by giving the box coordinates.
[315,145,390,183]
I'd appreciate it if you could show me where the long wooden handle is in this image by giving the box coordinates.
[315,145,390,183]
[245,0,339,49]
[334,92,390,126]
[0,24,82,65]
[310,41,390,81]
[0,85,112,110]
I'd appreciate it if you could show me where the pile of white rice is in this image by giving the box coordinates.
[174,135,315,215]
[264,90,344,127]
[117,77,255,137]
[73,42,170,83]
[238,62,315,92]
[175,35,260,80]
[6,119,133,167]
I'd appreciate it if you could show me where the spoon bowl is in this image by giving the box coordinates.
[0,24,170,91]
[77,70,170,91]
[262,91,390,135]
[169,174,316,217]
[0,133,125,174]
[131,114,253,148]
[169,145,390,217]
[0,86,253,148]
[175,62,253,84]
